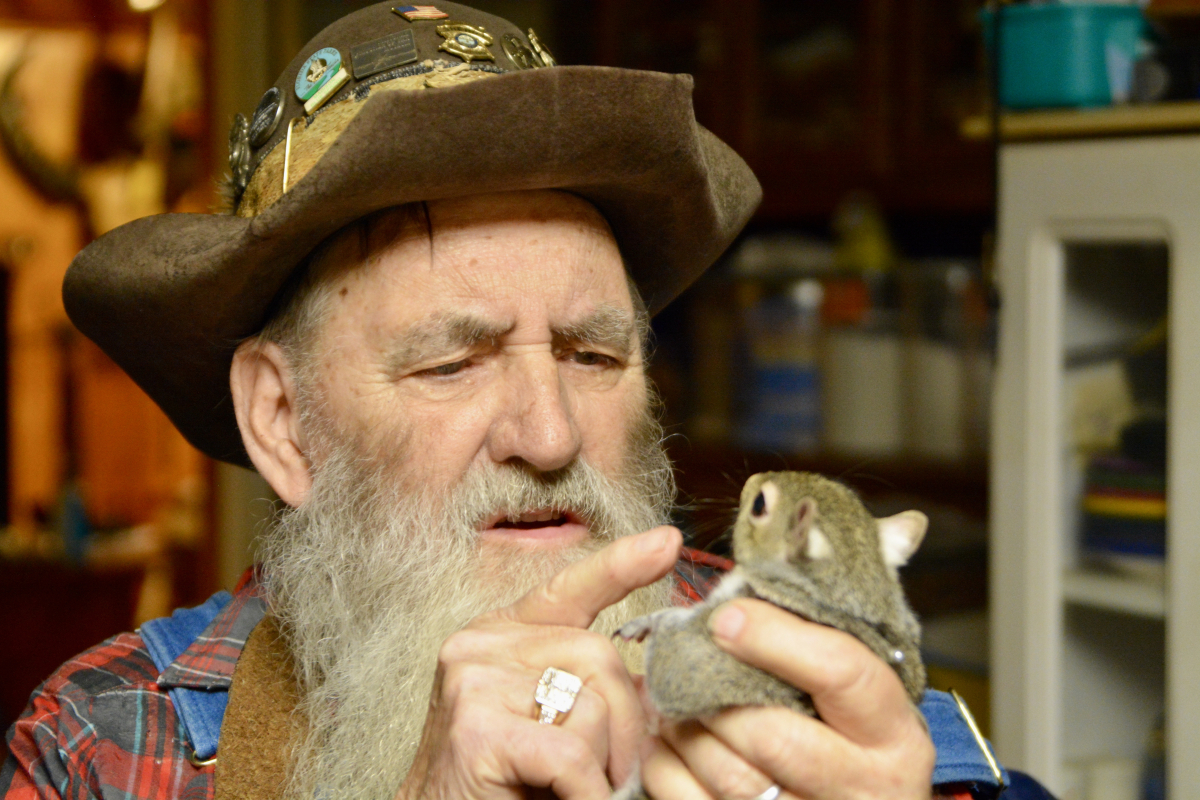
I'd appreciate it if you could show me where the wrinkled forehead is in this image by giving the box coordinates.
[294,190,643,360]
[320,190,621,280]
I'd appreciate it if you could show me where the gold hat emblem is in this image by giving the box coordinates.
[502,30,557,70]
[527,29,557,67]
[502,33,539,70]
[436,22,495,63]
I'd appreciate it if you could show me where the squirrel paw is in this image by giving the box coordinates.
[613,617,655,643]
[612,608,678,642]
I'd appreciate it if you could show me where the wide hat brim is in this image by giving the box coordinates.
[64,65,762,467]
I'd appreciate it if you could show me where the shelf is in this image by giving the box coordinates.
[1063,568,1166,619]
[961,101,1200,142]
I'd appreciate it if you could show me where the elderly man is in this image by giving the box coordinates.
[3,4,1039,800]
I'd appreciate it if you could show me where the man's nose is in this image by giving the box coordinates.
[486,353,582,471]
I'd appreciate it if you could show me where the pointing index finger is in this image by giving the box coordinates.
[498,526,682,628]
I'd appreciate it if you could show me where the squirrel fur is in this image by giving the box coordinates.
[612,471,928,797]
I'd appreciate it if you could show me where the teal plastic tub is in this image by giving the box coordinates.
[981,3,1146,109]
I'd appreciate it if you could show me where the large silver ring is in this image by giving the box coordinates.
[534,667,582,725]
[749,785,781,800]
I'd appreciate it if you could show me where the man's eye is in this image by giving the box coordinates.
[422,360,468,377]
[569,351,616,367]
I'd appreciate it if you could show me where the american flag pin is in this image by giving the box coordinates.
[392,5,450,21]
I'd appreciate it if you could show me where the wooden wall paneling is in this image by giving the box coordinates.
[71,335,205,529]
[698,0,756,157]
[0,29,92,532]
[860,0,896,177]
[1,16,216,607]
[900,0,929,146]
[0,0,99,27]
[737,0,994,218]
[575,1,991,218]
[891,0,992,213]
[0,0,156,29]
[751,0,878,219]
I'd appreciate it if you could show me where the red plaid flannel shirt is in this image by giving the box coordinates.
[1,551,980,800]
[0,572,263,800]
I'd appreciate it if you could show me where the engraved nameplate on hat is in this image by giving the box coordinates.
[351,30,419,79]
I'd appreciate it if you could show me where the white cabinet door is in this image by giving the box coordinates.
[992,135,1200,800]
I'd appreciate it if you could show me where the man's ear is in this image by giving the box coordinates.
[230,339,312,507]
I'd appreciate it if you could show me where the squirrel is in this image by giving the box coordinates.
[612,471,928,798]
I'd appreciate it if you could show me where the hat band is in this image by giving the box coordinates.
[237,59,502,218]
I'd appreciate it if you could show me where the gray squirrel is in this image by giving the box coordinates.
[612,471,928,797]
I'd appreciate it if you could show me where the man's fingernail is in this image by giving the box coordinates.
[709,604,746,641]
[637,528,670,552]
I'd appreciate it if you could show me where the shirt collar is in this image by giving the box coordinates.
[155,579,266,691]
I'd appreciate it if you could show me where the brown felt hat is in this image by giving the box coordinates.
[62,1,762,467]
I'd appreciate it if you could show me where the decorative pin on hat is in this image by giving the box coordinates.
[528,28,557,67]
[501,30,554,70]
[350,30,419,79]
[436,22,494,63]
[501,32,539,70]
[228,114,251,194]
[296,47,351,114]
[248,87,284,148]
[392,5,449,21]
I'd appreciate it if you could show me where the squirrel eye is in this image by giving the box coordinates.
[751,491,767,518]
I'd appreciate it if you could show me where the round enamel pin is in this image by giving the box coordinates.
[295,47,343,102]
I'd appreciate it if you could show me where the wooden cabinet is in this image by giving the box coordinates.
[0,560,142,763]
[562,0,993,219]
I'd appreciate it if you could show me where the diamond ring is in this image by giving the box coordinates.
[534,667,582,724]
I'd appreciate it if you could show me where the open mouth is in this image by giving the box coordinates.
[484,509,583,533]
[495,515,570,531]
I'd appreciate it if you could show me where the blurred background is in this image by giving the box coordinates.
[1,1,1196,798]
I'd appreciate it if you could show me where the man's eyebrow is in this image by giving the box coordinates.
[552,305,636,355]
[385,313,509,372]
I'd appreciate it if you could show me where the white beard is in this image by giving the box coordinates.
[259,409,679,800]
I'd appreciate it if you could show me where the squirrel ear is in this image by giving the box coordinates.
[793,497,824,560]
[796,496,815,530]
[877,510,928,572]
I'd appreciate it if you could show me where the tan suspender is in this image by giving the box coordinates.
[214,615,304,800]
